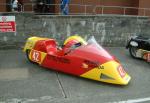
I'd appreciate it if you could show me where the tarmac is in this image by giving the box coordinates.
[0,48,150,103]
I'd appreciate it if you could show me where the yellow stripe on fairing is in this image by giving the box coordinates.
[39,52,47,64]
[80,61,131,85]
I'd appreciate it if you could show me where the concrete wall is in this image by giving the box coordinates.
[0,13,150,49]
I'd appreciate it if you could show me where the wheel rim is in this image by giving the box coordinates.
[130,46,138,57]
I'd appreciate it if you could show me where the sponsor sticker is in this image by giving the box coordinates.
[117,65,126,78]
[82,63,88,69]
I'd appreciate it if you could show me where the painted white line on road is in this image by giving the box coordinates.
[0,96,59,103]
[111,97,150,103]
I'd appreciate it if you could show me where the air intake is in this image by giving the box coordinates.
[100,73,115,80]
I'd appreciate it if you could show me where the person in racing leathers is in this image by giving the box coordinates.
[62,35,87,55]
[62,39,80,55]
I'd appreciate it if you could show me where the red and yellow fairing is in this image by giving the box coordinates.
[23,36,131,85]
[23,36,49,52]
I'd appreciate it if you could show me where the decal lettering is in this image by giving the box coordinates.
[83,60,104,69]
[31,50,41,62]
[82,63,88,69]
[84,60,99,68]
[99,65,104,69]
[48,55,70,64]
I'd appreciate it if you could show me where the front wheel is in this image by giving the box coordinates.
[129,46,139,59]
[26,49,34,63]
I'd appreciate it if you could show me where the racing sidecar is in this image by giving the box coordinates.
[126,35,150,62]
[24,35,131,85]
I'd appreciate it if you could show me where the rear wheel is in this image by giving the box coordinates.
[129,46,138,59]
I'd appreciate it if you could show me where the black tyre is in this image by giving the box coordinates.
[129,46,139,59]
[26,49,34,63]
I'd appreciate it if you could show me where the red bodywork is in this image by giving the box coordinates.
[25,36,131,85]
[32,39,114,76]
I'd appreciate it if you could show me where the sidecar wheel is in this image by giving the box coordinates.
[129,46,138,59]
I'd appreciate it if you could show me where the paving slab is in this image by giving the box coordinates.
[0,50,64,102]
[57,47,150,103]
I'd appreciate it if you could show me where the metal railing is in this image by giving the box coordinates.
[0,3,150,16]
[22,3,94,15]
[93,5,150,16]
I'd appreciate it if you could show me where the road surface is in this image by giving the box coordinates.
[0,48,150,103]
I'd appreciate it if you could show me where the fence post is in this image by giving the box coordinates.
[93,5,96,15]
[123,7,126,15]
[144,9,146,16]
[32,3,34,12]
[22,4,24,12]
[84,5,87,15]
[102,6,104,15]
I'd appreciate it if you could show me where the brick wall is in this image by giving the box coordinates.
[0,0,150,16]
[23,0,33,12]
[55,0,139,15]
[0,0,7,12]
[139,0,150,16]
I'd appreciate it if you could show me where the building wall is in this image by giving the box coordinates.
[0,0,33,12]
[139,0,150,16]
[0,0,149,16]
[23,0,33,12]
[23,0,56,13]
[95,0,139,15]
[55,0,139,15]
[0,0,7,12]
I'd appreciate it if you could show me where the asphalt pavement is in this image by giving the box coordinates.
[0,48,150,103]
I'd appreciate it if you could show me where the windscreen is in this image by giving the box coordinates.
[86,36,112,58]
[70,36,113,59]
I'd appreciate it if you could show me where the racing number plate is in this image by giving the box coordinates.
[117,65,126,78]
[31,50,41,63]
